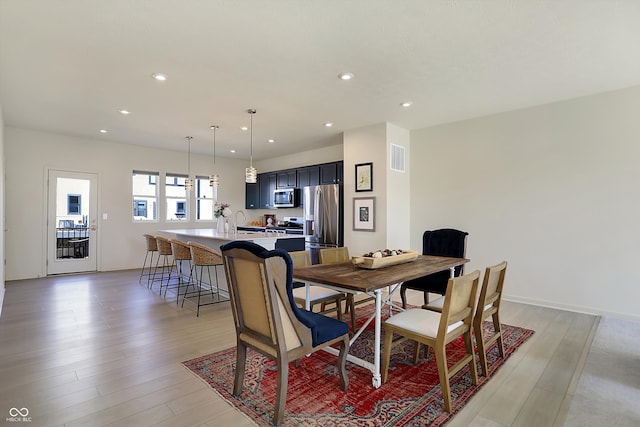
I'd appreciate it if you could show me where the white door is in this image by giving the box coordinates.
[47,170,98,275]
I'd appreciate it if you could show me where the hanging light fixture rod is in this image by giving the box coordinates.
[210,125,220,188]
[185,136,193,192]
[245,109,257,183]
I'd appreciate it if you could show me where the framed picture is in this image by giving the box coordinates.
[355,162,373,192]
[353,197,375,231]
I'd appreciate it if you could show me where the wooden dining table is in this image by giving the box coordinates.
[293,254,469,388]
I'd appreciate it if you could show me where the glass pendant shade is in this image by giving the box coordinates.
[210,174,220,187]
[245,166,257,183]
[185,178,194,192]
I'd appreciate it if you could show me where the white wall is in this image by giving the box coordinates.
[386,123,411,250]
[255,136,343,173]
[4,127,248,280]
[342,123,411,257]
[343,123,388,257]
[410,85,640,321]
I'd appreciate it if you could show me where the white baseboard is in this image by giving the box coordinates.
[504,294,640,323]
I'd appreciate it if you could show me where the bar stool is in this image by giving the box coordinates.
[151,236,174,293]
[139,234,158,286]
[181,241,228,316]
[165,239,194,303]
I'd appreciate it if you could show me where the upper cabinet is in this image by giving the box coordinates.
[246,161,342,209]
[259,172,277,209]
[276,169,297,189]
[245,181,259,209]
[297,166,320,188]
[320,161,343,184]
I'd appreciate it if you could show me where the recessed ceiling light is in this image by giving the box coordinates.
[268,139,275,143]
[240,126,248,131]
[99,129,108,133]
[400,101,413,108]
[119,109,130,115]
[151,73,167,81]
[230,149,236,153]
[324,122,334,127]
[338,72,354,81]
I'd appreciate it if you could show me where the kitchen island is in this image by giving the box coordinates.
[159,228,306,251]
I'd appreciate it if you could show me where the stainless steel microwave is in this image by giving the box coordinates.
[273,188,299,208]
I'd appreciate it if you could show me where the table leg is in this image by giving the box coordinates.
[450,266,455,278]
[372,288,382,388]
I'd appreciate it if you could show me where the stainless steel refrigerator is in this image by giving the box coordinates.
[303,184,343,264]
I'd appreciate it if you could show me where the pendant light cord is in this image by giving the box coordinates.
[211,125,218,165]
[247,108,256,167]
[186,136,192,175]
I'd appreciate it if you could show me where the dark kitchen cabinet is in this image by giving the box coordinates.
[246,162,342,209]
[245,180,259,209]
[276,169,297,188]
[320,161,343,184]
[297,166,320,188]
[259,172,277,209]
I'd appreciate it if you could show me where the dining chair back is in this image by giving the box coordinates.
[473,261,507,376]
[400,228,468,308]
[220,240,349,426]
[290,250,351,327]
[319,246,350,264]
[382,269,480,412]
[319,247,357,329]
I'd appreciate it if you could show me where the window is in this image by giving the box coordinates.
[67,194,81,215]
[166,173,188,221]
[133,170,158,221]
[196,176,214,220]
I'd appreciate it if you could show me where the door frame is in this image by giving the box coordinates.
[45,168,100,275]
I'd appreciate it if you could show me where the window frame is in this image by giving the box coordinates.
[132,170,159,222]
[165,172,189,221]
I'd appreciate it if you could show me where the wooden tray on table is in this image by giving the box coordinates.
[351,250,419,269]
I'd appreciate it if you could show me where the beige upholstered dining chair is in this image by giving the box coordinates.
[318,246,350,264]
[290,250,349,323]
[473,261,507,376]
[221,241,349,426]
[381,270,480,412]
[319,247,360,329]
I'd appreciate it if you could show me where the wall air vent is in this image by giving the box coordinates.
[390,144,405,172]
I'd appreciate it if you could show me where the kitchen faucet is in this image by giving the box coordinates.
[233,210,247,233]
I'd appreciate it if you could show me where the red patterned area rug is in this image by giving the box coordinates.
[183,304,534,426]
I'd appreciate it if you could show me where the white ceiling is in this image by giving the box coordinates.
[1,1,640,160]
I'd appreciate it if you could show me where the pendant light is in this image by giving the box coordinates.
[185,136,193,192]
[209,125,220,188]
[245,109,257,183]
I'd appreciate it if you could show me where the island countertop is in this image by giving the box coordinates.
[158,228,306,251]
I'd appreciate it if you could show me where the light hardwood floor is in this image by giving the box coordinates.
[0,269,597,426]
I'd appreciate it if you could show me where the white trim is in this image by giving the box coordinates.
[503,295,640,323]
